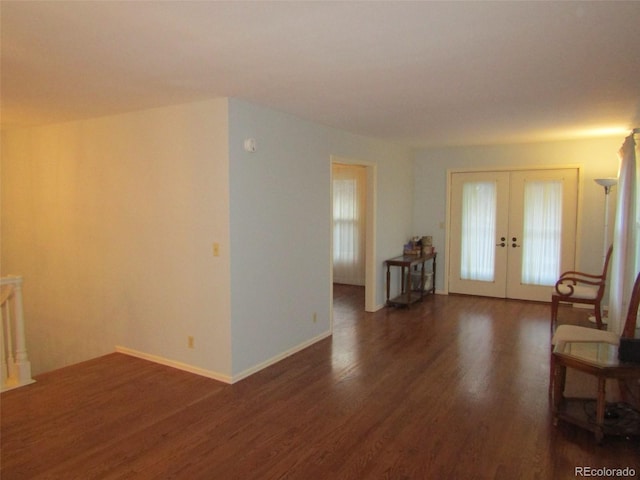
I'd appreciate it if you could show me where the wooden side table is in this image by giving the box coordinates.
[552,341,640,443]
[385,253,436,308]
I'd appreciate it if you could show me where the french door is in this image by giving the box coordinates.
[448,168,578,302]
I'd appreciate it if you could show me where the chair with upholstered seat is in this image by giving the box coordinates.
[550,245,613,332]
[549,271,640,396]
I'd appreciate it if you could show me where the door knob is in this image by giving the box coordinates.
[512,243,521,248]
[496,242,506,247]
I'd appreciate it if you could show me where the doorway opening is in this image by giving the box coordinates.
[330,156,377,313]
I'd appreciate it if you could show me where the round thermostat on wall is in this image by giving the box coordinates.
[243,138,257,152]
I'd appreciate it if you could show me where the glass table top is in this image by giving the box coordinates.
[555,341,620,367]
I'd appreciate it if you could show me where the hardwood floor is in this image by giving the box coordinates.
[2,286,639,479]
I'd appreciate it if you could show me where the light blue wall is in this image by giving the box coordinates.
[327,129,416,308]
[228,99,413,377]
[413,136,623,293]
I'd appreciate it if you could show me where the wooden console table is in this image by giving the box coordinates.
[385,253,436,307]
[552,341,640,443]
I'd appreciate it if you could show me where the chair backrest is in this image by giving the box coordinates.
[622,271,640,338]
[595,245,614,297]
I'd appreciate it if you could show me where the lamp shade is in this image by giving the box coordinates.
[594,178,618,188]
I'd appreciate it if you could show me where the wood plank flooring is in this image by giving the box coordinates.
[2,286,639,479]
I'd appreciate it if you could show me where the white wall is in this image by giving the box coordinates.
[1,96,414,381]
[413,136,623,294]
[227,99,414,378]
[1,99,233,377]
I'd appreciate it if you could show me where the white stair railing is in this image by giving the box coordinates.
[1,275,34,392]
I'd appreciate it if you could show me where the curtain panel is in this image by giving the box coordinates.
[608,131,640,335]
[332,164,366,286]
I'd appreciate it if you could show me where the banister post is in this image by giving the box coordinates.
[10,277,32,383]
[1,275,34,391]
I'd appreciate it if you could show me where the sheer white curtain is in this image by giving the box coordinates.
[521,180,563,286]
[333,164,366,286]
[608,131,639,335]
[461,182,496,281]
[460,178,564,285]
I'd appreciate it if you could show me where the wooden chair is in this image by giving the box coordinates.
[550,245,613,332]
[549,271,640,396]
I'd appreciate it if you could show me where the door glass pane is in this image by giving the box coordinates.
[522,180,562,285]
[461,182,496,281]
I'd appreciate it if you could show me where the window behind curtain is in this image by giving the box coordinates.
[333,164,366,285]
[521,180,562,285]
[460,178,563,285]
[461,181,497,281]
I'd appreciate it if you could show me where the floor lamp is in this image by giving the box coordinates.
[591,177,618,324]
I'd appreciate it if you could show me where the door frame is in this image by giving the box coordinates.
[444,164,583,297]
[330,155,378,313]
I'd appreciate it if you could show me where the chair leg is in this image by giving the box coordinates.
[594,302,603,329]
[549,348,555,399]
[550,296,559,334]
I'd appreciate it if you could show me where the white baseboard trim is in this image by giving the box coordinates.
[230,330,332,384]
[1,378,36,393]
[116,331,333,385]
[114,346,232,384]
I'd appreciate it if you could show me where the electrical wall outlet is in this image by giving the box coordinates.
[212,243,220,257]
[188,336,195,349]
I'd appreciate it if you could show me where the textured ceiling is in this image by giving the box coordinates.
[2,1,639,147]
